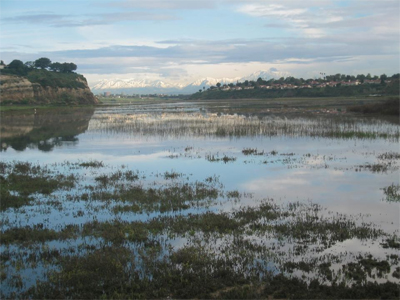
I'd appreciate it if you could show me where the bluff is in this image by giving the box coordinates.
[0,70,98,105]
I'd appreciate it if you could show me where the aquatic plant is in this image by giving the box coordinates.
[382,183,400,202]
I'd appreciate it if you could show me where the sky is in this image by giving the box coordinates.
[1,0,399,85]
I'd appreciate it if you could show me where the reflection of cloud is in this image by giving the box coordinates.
[240,168,398,233]
[245,176,310,192]
[242,169,346,195]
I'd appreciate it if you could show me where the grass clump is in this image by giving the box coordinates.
[242,148,264,156]
[382,183,400,202]
[163,171,181,180]
[205,154,237,163]
[0,161,76,210]
[78,160,104,168]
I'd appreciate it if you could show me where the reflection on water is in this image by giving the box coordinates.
[0,107,94,152]
[0,103,399,297]
[89,109,399,140]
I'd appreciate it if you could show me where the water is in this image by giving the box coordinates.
[1,101,399,297]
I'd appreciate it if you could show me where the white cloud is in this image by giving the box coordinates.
[239,4,307,18]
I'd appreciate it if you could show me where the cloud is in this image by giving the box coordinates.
[3,11,179,27]
[3,30,397,76]
[239,4,308,18]
[1,0,398,81]
[108,0,217,10]
[237,0,400,39]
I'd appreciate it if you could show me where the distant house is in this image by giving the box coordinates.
[341,80,360,86]
[327,82,339,87]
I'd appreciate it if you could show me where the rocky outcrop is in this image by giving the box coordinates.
[0,75,35,101]
[0,74,99,105]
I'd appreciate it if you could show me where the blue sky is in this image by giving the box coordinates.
[1,0,399,85]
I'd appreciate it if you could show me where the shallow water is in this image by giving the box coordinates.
[1,102,399,297]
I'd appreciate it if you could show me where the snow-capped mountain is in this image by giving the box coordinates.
[91,78,184,91]
[186,77,240,87]
[241,68,292,82]
[90,69,291,95]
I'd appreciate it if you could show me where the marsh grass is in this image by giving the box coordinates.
[205,154,237,163]
[242,148,265,156]
[1,159,399,299]
[382,183,400,202]
[88,112,400,141]
[0,161,77,211]
[78,160,104,168]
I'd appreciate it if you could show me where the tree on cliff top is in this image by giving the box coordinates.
[49,62,77,73]
[6,59,27,75]
[35,57,52,69]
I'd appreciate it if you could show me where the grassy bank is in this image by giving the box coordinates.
[348,98,400,116]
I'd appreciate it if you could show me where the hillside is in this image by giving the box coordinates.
[189,79,400,100]
[0,69,98,105]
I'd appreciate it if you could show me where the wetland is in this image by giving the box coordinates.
[0,99,399,298]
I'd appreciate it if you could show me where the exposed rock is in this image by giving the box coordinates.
[0,74,99,105]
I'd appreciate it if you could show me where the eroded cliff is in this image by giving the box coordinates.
[0,73,99,105]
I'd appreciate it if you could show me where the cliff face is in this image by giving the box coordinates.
[0,74,99,105]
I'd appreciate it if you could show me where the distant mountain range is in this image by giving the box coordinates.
[90,68,291,95]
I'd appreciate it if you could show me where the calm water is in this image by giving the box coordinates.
[1,102,399,296]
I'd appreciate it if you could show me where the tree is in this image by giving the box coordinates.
[49,62,62,72]
[216,82,221,88]
[380,74,388,84]
[8,59,24,69]
[62,62,77,73]
[199,89,202,93]
[24,61,35,69]
[35,57,52,69]
[356,74,366,81]
[7,59,27,75]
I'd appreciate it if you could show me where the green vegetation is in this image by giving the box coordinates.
[348,98,400,116]
[2,57,77,76]
[1,57,97,106]
[1,106,399,299]
[1,154,399,299]
[26,69,86,89]
[190,73,400,100]
[0,161,76,211]
[382,184,400,202]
